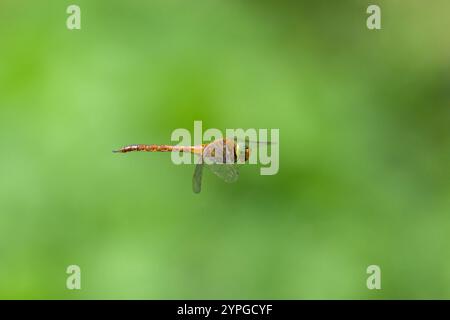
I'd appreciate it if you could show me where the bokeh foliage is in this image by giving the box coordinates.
[0,0,449,299]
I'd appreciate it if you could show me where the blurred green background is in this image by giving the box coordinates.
[0,0,449,299]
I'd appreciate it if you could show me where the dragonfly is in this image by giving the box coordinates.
[113,138,267,193]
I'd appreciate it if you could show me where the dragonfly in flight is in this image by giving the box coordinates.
[113,138,268,193]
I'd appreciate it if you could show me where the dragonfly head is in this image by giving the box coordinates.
[245,146,250,162]
[234,143,250,163]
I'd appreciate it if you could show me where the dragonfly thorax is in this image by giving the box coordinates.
[202,139,250,164]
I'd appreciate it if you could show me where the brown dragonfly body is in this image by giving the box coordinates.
[114,143,205,155]
[114,138,255,193]
[113,139,250,162]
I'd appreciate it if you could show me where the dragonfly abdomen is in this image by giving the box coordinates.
[113,144,199,153]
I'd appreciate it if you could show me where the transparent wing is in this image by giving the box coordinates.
[206,163,239,183]
[203,139,235,164]
[234,138,275,145]
[202,139,239,183]
[192,163,204,193]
